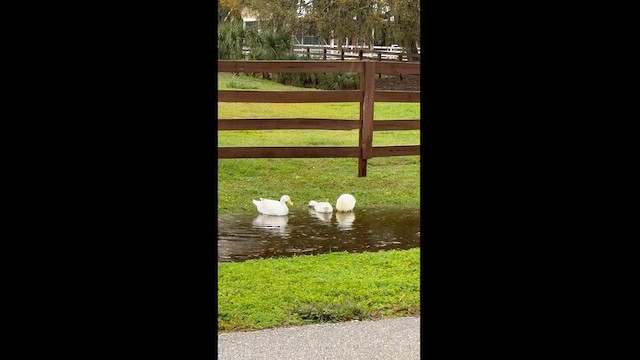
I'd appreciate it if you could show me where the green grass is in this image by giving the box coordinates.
[218,72,420,120]
[217,73,421,214]
[219,73,319,91]
[218,157,419,214]
[217,74,421,333]
[218,248,420,332]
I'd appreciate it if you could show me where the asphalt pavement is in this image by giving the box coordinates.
[218,316,420,360]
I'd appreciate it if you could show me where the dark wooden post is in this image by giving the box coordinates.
[358,61,375,177]
[359,49,363,60]
[306,47,310,58]
[323,48,327,60]
[340,48,345,61]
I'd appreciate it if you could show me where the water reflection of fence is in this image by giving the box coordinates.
[217,60,420,177]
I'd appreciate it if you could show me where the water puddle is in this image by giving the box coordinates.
[218,208,420,262]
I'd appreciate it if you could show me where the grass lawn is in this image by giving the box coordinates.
[217,73,421,333]
[218,73,421,214]
[218,248,420,332]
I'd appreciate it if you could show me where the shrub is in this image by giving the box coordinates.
[217,22,246,60]
[318,73,360,90]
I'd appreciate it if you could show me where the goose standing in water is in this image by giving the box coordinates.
[335,194,356,212]
[252,195,293,216]
[308,200,333,213]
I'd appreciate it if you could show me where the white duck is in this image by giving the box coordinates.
[335,194,356,212]
[252,195,293,216]
[308,200,333,213]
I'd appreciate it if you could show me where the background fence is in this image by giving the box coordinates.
[292,45,421,61]
[217,60,420,177]
[241,45,421,62]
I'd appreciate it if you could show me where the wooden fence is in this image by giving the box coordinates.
[241,45,421,62]
[217,60,420,177]
[292,45,421,62]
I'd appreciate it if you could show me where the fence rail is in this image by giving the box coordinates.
[217,60,420,177]
[292,45,421,62]
[241,45,421,62]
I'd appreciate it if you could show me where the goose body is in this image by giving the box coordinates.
[308,200,333,213]
[335,194,356,212]
[252,195,293,216]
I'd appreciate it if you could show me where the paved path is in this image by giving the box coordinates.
[218,316,420,360]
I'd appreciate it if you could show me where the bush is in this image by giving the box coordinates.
[272,55,359,90]
[217,22,246,60]
[317,73,360,90]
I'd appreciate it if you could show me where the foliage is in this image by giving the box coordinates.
[218,0,250,22]
[217,21,247,60]
[305,0,386,47]
[246,28,294,61]
[264,54,359,90]
[318,72,359,90]
[225,79,259,89]
[249,0,302,33]
[385,0,420,58]
[218,0,420,52]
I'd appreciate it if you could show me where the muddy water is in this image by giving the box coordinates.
[218,208,420,262]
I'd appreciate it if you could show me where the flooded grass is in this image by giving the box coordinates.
[218,207,420,262]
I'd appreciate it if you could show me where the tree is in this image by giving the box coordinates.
[218,0,251,22]
[249,0,301,33]
[305,0,385,48]
[218,0,421,56]
[386,0,420,60]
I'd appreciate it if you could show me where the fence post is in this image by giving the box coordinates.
[359,49,363,60]
[340,48,344,61]
[306,46,310,58]
[323,48,327,60]
[358,61,375,177]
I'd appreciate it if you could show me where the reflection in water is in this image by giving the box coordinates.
[308,209,332,223]
[252,214,289,235]
[335,211,355,230]
[218,208,420,262]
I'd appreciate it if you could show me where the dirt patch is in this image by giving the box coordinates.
[375,74,420,91]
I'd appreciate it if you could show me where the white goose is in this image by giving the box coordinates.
[252,195,293,216]
[335,194,356,212]
[308,200,333,213]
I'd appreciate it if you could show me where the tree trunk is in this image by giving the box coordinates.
[405,42,419,62]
